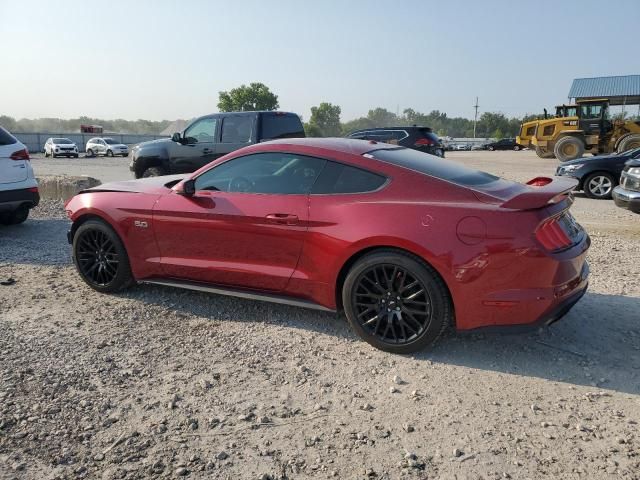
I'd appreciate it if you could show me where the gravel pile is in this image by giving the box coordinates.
[1,197,638,479]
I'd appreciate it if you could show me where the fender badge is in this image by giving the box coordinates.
[134,220,148,228]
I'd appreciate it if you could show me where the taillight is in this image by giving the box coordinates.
[414,138,434,147]
[527,177,552,187]
[535,217,572,251]
[10,148,30,161]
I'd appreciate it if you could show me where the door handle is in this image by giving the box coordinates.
[265,213,299,225]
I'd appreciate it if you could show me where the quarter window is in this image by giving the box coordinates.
[194,152,326,195]
[311,161,386,194]
[184,117,218,144]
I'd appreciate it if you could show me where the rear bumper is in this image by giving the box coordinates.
[613,185,640,213]
[0,187,40,212]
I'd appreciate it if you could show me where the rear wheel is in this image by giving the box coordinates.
[342,250,452,354]
[535,146,555,159]
[584,172,615,199]
[141,166,167,178]
[617,134,640,153]
[0,205,29,225]
[513,145,521,151]
[72,220,134,293]
[488,146,495,151]
[554,136,585,162]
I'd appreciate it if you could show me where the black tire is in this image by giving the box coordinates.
[488,146,495,151]
[554,136,585,162]
[121,153,128,157]
[141,166,167,178]
[74,154,79,158]
[342,250,453,354]
[0,205,29,225]
[106,149,114,157]
[86,149,94,158]
[617,134,640,153]
[583,172,615,199]
[44,150,50,158]
[51,152,56,158]
[535,146,555,159]
[72,220,134,293]
[513,145,521,151]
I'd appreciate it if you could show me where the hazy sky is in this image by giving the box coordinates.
[1,0,639,121]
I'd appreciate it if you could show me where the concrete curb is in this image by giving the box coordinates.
[35,175,101,201]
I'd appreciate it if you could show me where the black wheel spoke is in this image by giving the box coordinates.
[351,262,433,346]
[76,229,120,286]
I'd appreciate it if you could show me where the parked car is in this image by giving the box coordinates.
[556,147,640,199]
[486,138,522,151]
[86,138,129,158]
[65,138,589,354]
[129,111,305,178]
[613,157,640,213]
[471,144,486,151]
[453,143,470,151]
[0,126,39,225]
[346,126,445,157]
[44,137,79,158]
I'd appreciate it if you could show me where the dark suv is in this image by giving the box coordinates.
[130,111,305,178]
[346,126,445,157]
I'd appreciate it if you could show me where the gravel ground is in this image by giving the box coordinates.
[1,151,639,479]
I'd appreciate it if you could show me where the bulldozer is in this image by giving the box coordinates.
[516,98,640,161]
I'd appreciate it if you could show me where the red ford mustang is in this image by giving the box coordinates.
[65,138,590,353]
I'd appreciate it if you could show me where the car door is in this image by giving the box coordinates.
[218,114,256,157]
[169,117,219,173]
[152,151,326,291]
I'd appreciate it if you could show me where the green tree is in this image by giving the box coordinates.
[304,122,324,137]
[308,102,342,137]
[217,82,279,112]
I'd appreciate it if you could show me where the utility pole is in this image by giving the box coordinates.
[473,97,479,138]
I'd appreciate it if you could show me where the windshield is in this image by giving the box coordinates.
[53,138,73,144]
[365,147,499,186]
[104,138,117,145]
[623,147,640,158]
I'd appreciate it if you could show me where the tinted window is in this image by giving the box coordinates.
[221,116,253,143]
[184,117,218,144]
[312,161,386,194]
[0,126,17,146]
[367,147,499,186]
[195,152,325,194]
[104,138,117,145]
[260,113,305,140]
[53,138,73,144]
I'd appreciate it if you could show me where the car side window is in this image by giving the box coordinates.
[184,117,218,144]
[194,152,326,195]
[311,161,387,194]
[221,116,253,143]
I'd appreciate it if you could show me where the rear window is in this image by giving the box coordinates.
[366,147,499,186]
[260,113,305,140]
[0,126,17,146]
[418,128,440,142]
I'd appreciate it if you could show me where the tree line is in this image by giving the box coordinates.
[1,82,546,138]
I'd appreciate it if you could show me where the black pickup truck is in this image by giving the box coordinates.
[129,111,305,178]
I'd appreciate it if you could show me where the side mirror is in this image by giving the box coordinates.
[171,132,182,143]
[181,179,196,196]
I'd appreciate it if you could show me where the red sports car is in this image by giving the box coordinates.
[65,138,590,353]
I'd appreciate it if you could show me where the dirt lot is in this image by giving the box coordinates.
[1,150,639,479]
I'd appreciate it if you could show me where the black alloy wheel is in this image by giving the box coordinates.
[343,251,452,353]
[73,220,133,292]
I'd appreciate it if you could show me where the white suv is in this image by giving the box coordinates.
[85,137,129,157]
[0,126,39,225]
[44,137,79,158]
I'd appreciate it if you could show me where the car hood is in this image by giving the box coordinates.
[135,138,173,149]
[561,153,623,167]
[81,174,186,194]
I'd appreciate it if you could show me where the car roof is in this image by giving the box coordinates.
[263,137,403,155]
[350,126,431,132]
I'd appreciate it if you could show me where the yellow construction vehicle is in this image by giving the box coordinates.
[517,99,640,161]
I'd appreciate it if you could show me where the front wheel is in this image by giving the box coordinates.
[106,149,114,157]
[554,136,585,162]
[488,146,494,151]
[584,172,615,199]
[141,166,167,178]
[86,149,94,157]
[342,250,452,354]
[513,145,521,151]
[72,220,134,293]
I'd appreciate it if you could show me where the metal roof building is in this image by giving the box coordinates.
[568,75,640,105]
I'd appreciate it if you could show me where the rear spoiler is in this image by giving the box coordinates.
[501,176,578,210]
